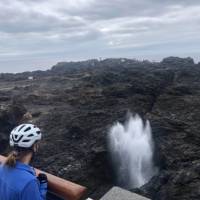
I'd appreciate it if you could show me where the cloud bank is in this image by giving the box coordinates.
[0,0,200,72]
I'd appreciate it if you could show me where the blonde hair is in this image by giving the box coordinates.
[5,151,19,167]
[5,148,32,168]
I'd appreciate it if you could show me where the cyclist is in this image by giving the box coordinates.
[0,123,47,200]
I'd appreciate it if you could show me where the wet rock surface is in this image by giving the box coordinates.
[0,57,200,199]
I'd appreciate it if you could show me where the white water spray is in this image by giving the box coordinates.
[108,114,157,189]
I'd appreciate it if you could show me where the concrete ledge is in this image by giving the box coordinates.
[100,187,151,200]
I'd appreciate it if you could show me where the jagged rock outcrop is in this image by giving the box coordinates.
[0,57,200,199]
[161,56,194,66]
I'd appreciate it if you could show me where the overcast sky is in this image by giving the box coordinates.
[0,0,200,73]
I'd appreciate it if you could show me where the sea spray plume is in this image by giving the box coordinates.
[108,114,158,189]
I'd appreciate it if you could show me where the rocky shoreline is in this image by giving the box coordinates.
[0,57,200,199]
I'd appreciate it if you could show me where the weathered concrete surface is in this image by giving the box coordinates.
[100,187,150,200]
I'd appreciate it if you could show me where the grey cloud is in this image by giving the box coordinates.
[61,0,200,20]
[0,8,85,34]
[0,0,200,72]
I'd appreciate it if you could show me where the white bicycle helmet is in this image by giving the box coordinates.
[10,124,42,148]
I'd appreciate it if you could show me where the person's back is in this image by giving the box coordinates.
[0,123,47,200]
[0,161,44,200]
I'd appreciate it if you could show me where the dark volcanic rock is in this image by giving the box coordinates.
[0,56,200,199]
[0,104,26,153]
[161,56,194,66]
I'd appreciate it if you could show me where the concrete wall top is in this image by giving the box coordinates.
[100,187,151,200]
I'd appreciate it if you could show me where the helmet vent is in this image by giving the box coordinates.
[28,134,34,137]
[24,127,31,132]
[22,139,30,143]
[36,131,41,134]
[18,125,26,132]
[12,135,23,143]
